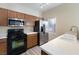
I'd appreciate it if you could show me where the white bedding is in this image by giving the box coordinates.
[40,32,79,55]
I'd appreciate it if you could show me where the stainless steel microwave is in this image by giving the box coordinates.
[8,18,24,26]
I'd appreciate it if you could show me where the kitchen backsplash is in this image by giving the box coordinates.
[23,26,33,33]
[0,26,33,37]
[0,26,8,37]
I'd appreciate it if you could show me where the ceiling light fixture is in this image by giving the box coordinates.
[40,3,49,8]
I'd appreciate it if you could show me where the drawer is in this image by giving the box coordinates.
[27,34,37,37]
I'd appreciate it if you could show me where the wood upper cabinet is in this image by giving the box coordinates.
[16,12,24,19]
[0,8,8,26]
[24,14,38,26]
[0,39,7,55]
[27,33,38,49]
[8,10,17,18]
[24,14,38,21]
[8,10,24,19]
[0,8,39,26]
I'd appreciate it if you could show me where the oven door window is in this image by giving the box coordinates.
[12,40,24,49]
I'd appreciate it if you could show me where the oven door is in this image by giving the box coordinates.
[12,40,25,50]
[7,29,26,55]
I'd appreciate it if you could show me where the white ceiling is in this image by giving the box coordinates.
[15,3,62,12]
[0,3,62,17]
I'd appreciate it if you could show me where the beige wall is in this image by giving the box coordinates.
[42,3,79,37]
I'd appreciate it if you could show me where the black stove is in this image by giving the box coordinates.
[7,29,26,55]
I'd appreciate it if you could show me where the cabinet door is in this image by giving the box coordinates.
[8,10,17,18]
[16,12,24,19]
[8,10,25,19]
[0,8,8,26]
[24,14,38,26]
[24,14,30,20]
[31,34,38,46]
[32,16,38,21]
[0,39,7,55]
[27,34,38,49]
[24,14,38,21]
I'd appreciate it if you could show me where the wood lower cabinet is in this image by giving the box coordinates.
[27,33,38,49]
[0,39,7,55]
[0,8,8,26]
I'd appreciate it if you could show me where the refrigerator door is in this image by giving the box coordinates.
[33,20,48,45]
[39,20,49,45]
[40,32,48,45]
[40,20,49,32]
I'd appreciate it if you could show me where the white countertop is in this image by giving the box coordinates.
[0,34,7,39]
[40,33,79,55]
[0,32,37,39]
[0,36,7,39]
[25,32,37,35]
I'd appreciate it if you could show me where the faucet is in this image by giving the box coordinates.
[70,26,78,33]
[70,26,78,38]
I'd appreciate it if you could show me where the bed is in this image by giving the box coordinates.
[40,31,79,55]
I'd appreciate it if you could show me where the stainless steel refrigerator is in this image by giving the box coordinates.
[34,20,48,45]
